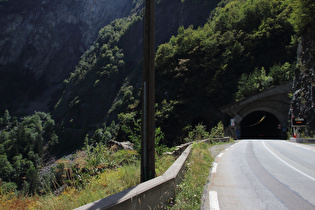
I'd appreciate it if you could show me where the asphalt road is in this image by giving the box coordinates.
[203,140,315,210]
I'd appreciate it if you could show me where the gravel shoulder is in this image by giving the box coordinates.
[208,142,237,158]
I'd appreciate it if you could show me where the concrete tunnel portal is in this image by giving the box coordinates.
[219,83,293,140]
[240,111,282,139]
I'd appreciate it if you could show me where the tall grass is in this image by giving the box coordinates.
[0,152,175,209]
[35,162,140,210]
[169,142,214,209]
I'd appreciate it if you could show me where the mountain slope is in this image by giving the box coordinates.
[154,0,297,141]
[53,0,220,130]
[0,0,136,113]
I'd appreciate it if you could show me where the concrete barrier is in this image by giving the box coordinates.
[75,137,229,210]
[290,137,315,143]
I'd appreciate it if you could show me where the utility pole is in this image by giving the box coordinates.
[141,0,155,182]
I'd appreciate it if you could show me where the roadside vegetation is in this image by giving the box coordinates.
[168,121,231,209]
[0,117,225,209]
[169,142,214,209]
[1,0,314,208]
[0,130,175,209]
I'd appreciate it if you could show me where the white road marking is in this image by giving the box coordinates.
[217,153,223,158]
[209,191,220,210]
[263,141,315,182]
[211,162,218,173]
[283,141,315,152]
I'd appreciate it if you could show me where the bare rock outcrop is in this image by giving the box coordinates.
[292,23,315,133]
[0,0,134,113]
[0,0,133,81]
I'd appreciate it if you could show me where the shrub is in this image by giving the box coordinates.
[235,67,273,101]
[0,182,17,194]
[210,121,224,138]
[235,63,294,101]
[83,137,111,169]
[119,115,168,155]
[185,123,209,142]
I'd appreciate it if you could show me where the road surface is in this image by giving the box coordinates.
[203,140,315,210]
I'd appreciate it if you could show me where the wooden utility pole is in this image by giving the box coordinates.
[141,0,155,182]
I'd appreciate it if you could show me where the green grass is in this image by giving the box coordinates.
[35,163,141,210]
[169,142,214,209]
[0,148,175,210]
[0,137,231,209]
[36,154,175,209]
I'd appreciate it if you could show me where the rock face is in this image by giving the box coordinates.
[292,23,315,133]
[0,0,133,80]
[0,0,134,112]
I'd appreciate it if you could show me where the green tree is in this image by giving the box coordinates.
[3,109,11,124]
[0,111,59,194]
[0,154,14,180]
[11,155,27,187]
[185,123,210,142]
[269,62,294,85]
[290,0,315,34]
[92,121,120,144]
[210,121,224,138]
[235,62,294,101]
[26,163,39,194]
[119,113,167,155]
[235,67,273,101]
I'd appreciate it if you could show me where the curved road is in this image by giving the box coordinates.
[203,140,315,210]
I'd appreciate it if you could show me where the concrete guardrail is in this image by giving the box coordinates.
[75,137,230,210]
[290,137,315,143]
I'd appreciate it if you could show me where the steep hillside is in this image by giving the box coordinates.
[154,0,297,141]
[3,0,314,146]
[0,0,136,113]
[53,0,220,131]
[291,0,315,134]
[53,0,303,146]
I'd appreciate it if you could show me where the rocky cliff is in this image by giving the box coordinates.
[292,22,315,133]
[0,0,135,113]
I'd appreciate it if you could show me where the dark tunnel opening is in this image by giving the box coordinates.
[240,111,282,139]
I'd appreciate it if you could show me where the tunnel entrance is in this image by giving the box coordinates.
[240,111,281,139]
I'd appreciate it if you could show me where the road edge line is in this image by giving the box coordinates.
[211,162,218,173]
[209,191,220,210]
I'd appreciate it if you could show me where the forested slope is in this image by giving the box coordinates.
[54,0,301,147]
[53,0,220,142]
[154,0,298,141]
